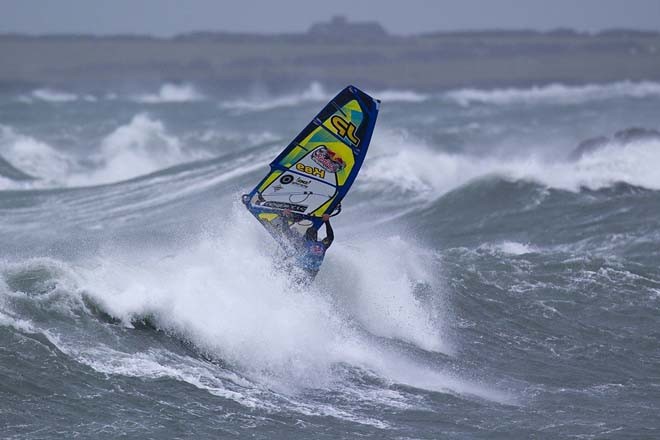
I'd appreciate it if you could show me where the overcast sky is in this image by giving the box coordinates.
[1,0,659,36]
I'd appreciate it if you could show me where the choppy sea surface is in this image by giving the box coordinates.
[1,81,660,439]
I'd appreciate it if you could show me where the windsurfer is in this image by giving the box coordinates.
[275,209,334,281]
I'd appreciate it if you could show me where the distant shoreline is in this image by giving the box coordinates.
[2,27,659,92]
[2,25,659,40]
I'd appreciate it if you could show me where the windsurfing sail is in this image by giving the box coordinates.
[242,85,379,236]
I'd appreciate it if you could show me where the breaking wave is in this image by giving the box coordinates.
[220,82,430,112]
[0,208,510,417]
[445,80,660,106]
[0,115,210,188]
[374,89,429,103]
[4,76,660,437]
[360,129,660,200]
[76,113,205,185]
[479,241,538,256]
[133,83,205,104]
[28,88,78,102]
[17,88,98,103]
[0,126,73,187]
[218,79,660,113]
[220,82,330,112]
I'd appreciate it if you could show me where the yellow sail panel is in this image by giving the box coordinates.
[257,169,283,193]
[322,99,364,147]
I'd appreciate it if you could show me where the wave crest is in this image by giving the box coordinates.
[82,113,204,185]
[220,82,329,112]
[133,83,205,103]
[445,81,660,106]
[360,129,660,201]
[0,126,73,187]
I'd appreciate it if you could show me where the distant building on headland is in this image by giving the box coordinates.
[307,15,388,39]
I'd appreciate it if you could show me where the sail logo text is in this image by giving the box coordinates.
[330,116,360,145]
[296,163,325,178]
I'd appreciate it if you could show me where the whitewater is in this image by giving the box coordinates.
[1,81,660,439]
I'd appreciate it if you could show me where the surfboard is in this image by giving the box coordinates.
[242,85,379,237]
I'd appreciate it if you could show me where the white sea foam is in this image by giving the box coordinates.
[1,114,211,189]
[531,139,660,190]
[445,81,660,106]
[71,113,208,186]
[0,114,218,190]
[29,88,79,103]
[134,83,205,103]
[374,89,429,103]
[0,272,38,333]
[361,129,660,200]
[0,310,36,333]
[0,126,73,184]
[197,128,280,146]
[221,82,329,112]
[63,205,508,405]
[328,235,449,353]
[0,175,14,190]
[66,343,395,427]
[482,241,538,255]
[88,114,186,183]
[220,82,430,112]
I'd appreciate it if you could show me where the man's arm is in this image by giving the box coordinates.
[321,213,334,248]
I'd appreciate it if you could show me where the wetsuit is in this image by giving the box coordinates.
[273,213,334,282]
[296,221,333,279]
